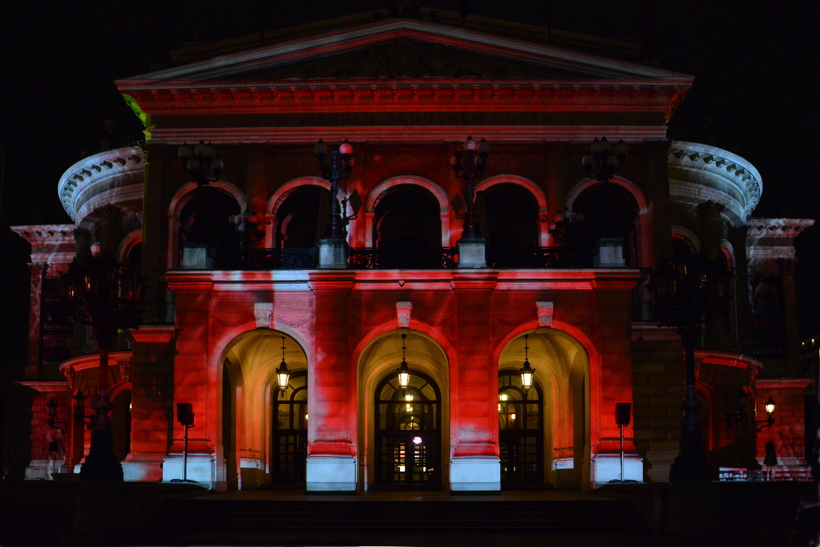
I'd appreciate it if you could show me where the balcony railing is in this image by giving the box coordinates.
[240,248,318,270]
[348,247,458,269]
[229,246,576,270]
[718,469,813,482]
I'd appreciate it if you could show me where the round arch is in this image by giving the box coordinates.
[565,176,652,268]
[213,323,312,490]
[476,175,549,246]
[267,176,332,216]
[356,326,450,490]
[364,176,451,247]
[672,225,702,254]
[116,229,142,264]
[166,180,246,268]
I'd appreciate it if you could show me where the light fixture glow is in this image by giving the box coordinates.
[520,334,535,393]
[397,333,412,390]
[276,337,290,396]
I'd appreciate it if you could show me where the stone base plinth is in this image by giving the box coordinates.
[179,243,214,269]
[457,238,486,269]
[306,456,357,491]
[450,457,500,491]
[318,239,347,269]
[593,238,625,268]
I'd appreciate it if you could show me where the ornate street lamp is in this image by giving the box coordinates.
[61,252,144,481]
[757,396,777,432]
[647,248,732,482]
[397,333,412,391]
[46,397,66,433]
[581,137,628,183]
[178,140,223,188]
[276,337,291,397]
[450,136,490,239]
[314,139,355,241]
[519,334,535,396]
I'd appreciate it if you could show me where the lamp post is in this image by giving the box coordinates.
[647,248,732,482]
[519,334,535,399]
[61,252,144,481]
[450,136,489,239]
[314,139,354,241]
[581,137,628,183]
[276,337,291,398]
[397,333,412,392]
[178,141,223,188]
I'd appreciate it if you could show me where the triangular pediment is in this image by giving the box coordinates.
[120,19,690,86]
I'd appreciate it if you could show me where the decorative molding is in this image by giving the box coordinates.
[11,225,75,247]
[746,246,797,260]
[58,146,145,222]
[668,141,762,225]
[117,358,132,383]
[149,125,669,145]
[254,302,274,329]
[536,301,554,327]
[746,218,814,239]
[396,302,412,328]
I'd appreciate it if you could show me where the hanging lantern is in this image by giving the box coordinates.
[397,333,412,390]
[276,337,291,396]
[764,396,776,416]
[520,334,535,393]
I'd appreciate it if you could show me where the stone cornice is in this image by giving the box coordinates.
[746,218,814,239]
[58,146,144,222]
[118,20,691,122]
[746,246,797,260]
[10,224,75,247]
[149,125,668,145]
[668,141,762,226]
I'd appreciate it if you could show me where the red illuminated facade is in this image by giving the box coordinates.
[11,11,814,491]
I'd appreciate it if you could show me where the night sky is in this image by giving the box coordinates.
[1,1,814,226]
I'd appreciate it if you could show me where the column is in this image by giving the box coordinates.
[161,282,215,487]
[450,271,499,491]
[124,325,176,482]
[25,263,48,379]
[307,272,357,491]
[95,204,122,254]
[140,143,169,323]
[245,144,270,248]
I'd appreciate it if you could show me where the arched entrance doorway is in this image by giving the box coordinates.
[374,370,441,486]
[271,370,307,484]
[498,371,542,485]
[358,330,449,490]
[499,330,589,489]
[221,329,308,490]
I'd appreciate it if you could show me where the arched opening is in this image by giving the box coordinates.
[479,183,540,267]
[221,329,308,490]
[374,186,442,268]
[358,330,449,490]
[498,371,543,485]
[571,184,639,268]
[275,186,330,249]
[271,370,308,484]
[374,370,441,486]
[179,187,241,268]
[499,330,588,490]
[111,389,131,461]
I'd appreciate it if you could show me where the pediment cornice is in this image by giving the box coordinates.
[117,20,691,120]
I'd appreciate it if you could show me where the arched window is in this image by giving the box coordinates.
[275,186,330,249]
[375,370,440,485]
[179,187,241,268]
[571,184,639,268]
[374,186,441,268]
[479,183,539,267]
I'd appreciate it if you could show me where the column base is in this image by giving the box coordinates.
[122,453,165,482]
[457,238,486,269]
[306,456,357,491]
[162,454,215,489]
[318,239,347,269]
[239,457,266,490]
[593,237,626,268]
[449,457,500,491]
[590,454,644,488]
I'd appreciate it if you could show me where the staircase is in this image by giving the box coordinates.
[134,498,649,545]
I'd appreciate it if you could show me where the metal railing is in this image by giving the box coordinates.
[348,247,458,269]
[240,248,318,270]
[486,246,575,268]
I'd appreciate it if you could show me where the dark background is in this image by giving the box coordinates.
[1,1,815,225]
